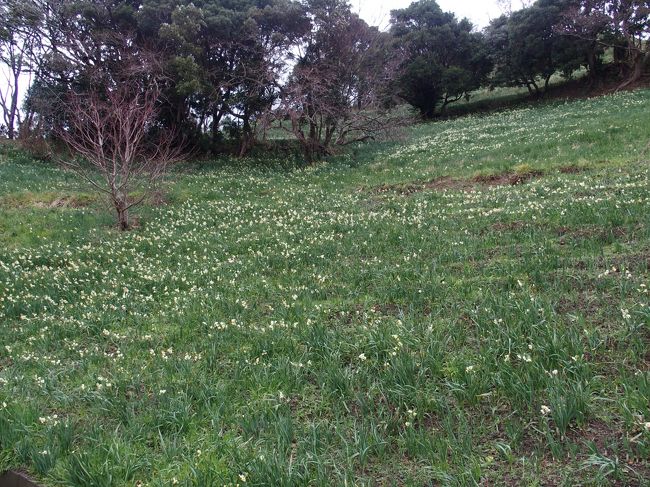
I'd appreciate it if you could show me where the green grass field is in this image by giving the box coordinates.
[1,90,650,486]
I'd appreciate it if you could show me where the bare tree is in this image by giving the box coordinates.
[560,1,650,90]
[277,5,406,163]
[59,79,183,230]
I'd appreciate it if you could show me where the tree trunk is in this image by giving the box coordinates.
[113,194,130,231]
[307,118,319,163]
[441,93,463,114]
[212,105,225,143]
[7,88,18,139]
[586,46,598,80]
[585,46,600,91]
[440,95,449,114]
[238,114,253,158]
[544,74,552,93]
[238,134,251,158]
[525,82,534,96]
[6,58,21,140]
[531,80,540,95]
[301,141,315,164]
[324,120,336,148]
[617,51,650,91]
[118,208,130,231]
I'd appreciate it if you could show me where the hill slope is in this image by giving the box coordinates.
[1,90,650,486]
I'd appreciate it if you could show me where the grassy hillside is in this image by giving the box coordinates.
[1,90,650,486]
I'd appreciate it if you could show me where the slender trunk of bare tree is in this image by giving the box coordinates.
[113,194,130,231]
[117,207,130,231]
[59,73,183,232]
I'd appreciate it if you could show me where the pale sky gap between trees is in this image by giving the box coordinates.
[354,0,510,30]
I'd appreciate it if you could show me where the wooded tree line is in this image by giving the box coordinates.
[1,0,649,159]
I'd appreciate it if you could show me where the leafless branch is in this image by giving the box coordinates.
[58,76,184,230]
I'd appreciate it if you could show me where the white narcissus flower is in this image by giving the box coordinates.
[540,405,551,416]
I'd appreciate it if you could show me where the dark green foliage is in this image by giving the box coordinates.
[561,0,650,89]
[390,0,493,118]
[278,0,400,161]
[148,0,310,154]
[11,0,311,154]
[4,0,649,155]
[486,0,601,94]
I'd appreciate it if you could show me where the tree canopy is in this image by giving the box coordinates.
[390,0,493,118]
[0,0,647,153]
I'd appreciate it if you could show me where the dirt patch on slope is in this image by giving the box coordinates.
[558,164,588,174]
[1,193,94,209]
[474,170,543,186]
[46,195,92,208]
[370,171,543,196]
